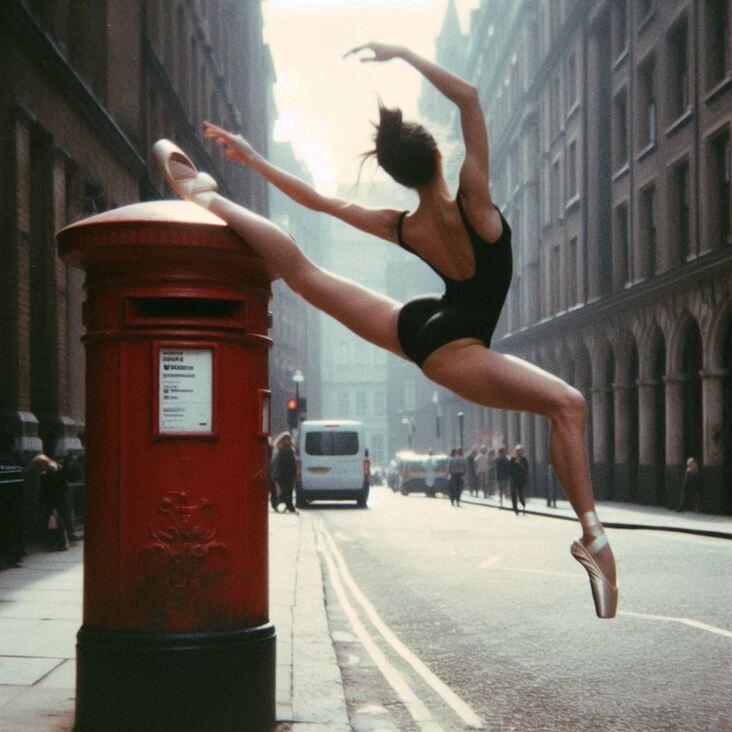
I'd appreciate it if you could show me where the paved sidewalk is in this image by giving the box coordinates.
[461,494,732,539]
[0,511,349,731]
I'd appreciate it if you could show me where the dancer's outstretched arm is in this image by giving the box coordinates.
[346,42,491,206]
[203,122,401,243]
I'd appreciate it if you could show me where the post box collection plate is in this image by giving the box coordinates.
[158,347,213,433]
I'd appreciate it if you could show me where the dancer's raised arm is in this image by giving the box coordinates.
[203,121,401,243]
[346,42,491,205]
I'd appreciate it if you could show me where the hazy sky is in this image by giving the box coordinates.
[262,0,479,193]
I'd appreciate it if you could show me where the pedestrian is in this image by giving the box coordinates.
[33,454,73,551]
[676,457,702,513]
[447,448,467,506]
[474,445,490,498]
[424,449,437,497]
[153,39,617,617]
[487,448,497,498]
[495,447,510,508]
[509,445,529,516]
[466,444,479,496]
[271,432,298,514]
[546,463,561,508]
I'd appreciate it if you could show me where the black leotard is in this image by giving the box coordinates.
[396,193,512,368]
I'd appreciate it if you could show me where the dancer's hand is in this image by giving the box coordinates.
[203,121,257,164]
[343,42,404,63]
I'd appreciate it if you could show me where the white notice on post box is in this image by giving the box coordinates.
[159,348,212,433]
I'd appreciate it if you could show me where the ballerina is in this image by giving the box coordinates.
[153,41,617,618]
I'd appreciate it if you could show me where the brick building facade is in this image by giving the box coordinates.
[0,0,274,462]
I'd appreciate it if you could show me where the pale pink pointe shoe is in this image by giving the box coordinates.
[152,139,218,207]
[570,511,618,619]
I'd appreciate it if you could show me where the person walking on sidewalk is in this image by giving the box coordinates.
[546,463,561,508]
[676,457,702,513]
[495,447,510,508]
[424,449,437,497]
[474,445,490,498]
[271,432,298,514]
[153,40,617,618]
[466,444,479,496]
[447,448,467,506]
[33,454,73,550]
[509,445,529,516]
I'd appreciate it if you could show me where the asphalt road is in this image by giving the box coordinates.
[309,485,732,732]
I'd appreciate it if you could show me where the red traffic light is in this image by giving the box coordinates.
[287,399,297,410]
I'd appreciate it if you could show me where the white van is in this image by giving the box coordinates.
[296,420,370,507]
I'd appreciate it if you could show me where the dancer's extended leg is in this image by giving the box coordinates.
[423,341,617,595]
[208,194,405,358]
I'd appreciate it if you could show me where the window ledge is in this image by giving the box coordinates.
[637,141,656,162]
[613,163,630,181]
[665,108,692,138]
[704,74,732,105]
[567,101,580,121]
[565,195,581,213]
[613,48,629,71]
[637,9,656,35]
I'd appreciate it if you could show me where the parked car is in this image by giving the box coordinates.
[393,451,449,496]
[296,420,369,508]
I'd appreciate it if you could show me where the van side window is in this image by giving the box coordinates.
[305,432,359,456]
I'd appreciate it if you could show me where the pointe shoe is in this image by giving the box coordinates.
[153,139,218,207]
[570,512,618,619]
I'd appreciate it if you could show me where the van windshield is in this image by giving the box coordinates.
[305,431,359,456]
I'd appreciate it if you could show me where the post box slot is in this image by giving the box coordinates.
[126,296,246,329]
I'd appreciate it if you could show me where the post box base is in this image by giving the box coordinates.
[74,623,276,732]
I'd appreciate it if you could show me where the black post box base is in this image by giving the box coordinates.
[74,623,276,732]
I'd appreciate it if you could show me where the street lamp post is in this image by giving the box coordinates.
[400,416,414,450]
[458,411,465,451]
[292,369,304,435]
[431,391,441,446]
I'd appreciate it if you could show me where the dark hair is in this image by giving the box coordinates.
[361,102,438,189]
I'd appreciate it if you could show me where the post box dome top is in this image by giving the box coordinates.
[57,200,269,280]
[60,200,228,232]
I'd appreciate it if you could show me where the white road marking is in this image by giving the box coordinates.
[317,529,443,731]
[619,610,732,639]
[479,556,501,568]
[491,566,580,579]
[319,524,486,731]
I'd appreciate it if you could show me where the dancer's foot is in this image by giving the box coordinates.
[153,139,218,208]
[571,512,618,618]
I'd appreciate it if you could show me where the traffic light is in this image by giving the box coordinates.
[287,398,298,430]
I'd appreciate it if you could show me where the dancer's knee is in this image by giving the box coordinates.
[551,385,587,428]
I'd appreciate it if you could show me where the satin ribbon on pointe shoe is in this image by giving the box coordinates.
[570,511,618,619]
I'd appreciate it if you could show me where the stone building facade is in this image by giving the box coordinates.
[447,0,731,513]
[0,0,274,462]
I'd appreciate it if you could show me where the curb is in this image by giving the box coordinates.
[460,497,732,541]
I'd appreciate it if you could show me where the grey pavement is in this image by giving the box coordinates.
[0,510,348,732]
[0,498,728,731]
[461,493,732,539]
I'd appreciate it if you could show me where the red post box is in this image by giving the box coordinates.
[57,201,275,731]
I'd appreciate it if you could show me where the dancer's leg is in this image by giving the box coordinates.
[207,195,406,358]
[423,341,616,587]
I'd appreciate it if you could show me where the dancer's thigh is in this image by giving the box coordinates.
[296,265,406,359]
[422,342,569,416]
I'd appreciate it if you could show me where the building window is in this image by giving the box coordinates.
[638,56,657,150]
[404,380,416,412]
[567,52,577,110]
[552,159,562,220]
[615,203,630,286]
[709,131,731,247]
[551,244,561,313]
[673,161,691,261]
[567,237,578,306]
[641,186,657,276]
[668,18,689,120]
[551,75,561,137]
[338,390,350,417]
[614,88,628,169]
[705,0,730,88]
[613,0,628,58]
[373,391,386,414]
[355,391,367,416]
[567,141,577,200]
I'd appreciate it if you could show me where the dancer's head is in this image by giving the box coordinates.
[363,102,439,189]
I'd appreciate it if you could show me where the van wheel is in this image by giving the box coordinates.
[356,495,368,508]
[295,492,305,509]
